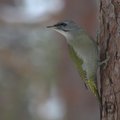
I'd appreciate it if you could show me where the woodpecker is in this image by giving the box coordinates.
[47,20,101,102]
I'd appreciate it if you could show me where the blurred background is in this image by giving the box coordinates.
[0,0,100,120]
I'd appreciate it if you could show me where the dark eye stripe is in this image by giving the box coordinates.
[55,22,67,27]
[60,23,67,26]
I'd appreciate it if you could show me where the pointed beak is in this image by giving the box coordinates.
[46,25,57,29]
[46,25,53,28]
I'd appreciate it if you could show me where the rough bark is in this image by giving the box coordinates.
[99,0,120,120]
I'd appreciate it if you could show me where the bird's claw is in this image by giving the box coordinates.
[99,52,110,69]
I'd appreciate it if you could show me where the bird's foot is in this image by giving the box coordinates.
[99,52,110,69]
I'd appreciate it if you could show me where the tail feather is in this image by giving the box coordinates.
[86,79,101,102]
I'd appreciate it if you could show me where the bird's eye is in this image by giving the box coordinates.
[56,23,67,27]
[60,23,67,26]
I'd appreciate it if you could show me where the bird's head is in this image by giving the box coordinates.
[47,20,80,38]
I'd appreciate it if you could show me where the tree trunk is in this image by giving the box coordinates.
[99,0,120,120]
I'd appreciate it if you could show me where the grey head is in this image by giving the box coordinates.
[47,20,80,39]
[47,20,80,32]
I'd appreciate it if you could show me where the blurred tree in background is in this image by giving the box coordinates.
[0,24,65,120]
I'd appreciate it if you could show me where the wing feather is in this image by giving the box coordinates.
[68,44,87,81]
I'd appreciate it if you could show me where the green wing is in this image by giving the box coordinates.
[68,44,100,100]
[68,44,87,82]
